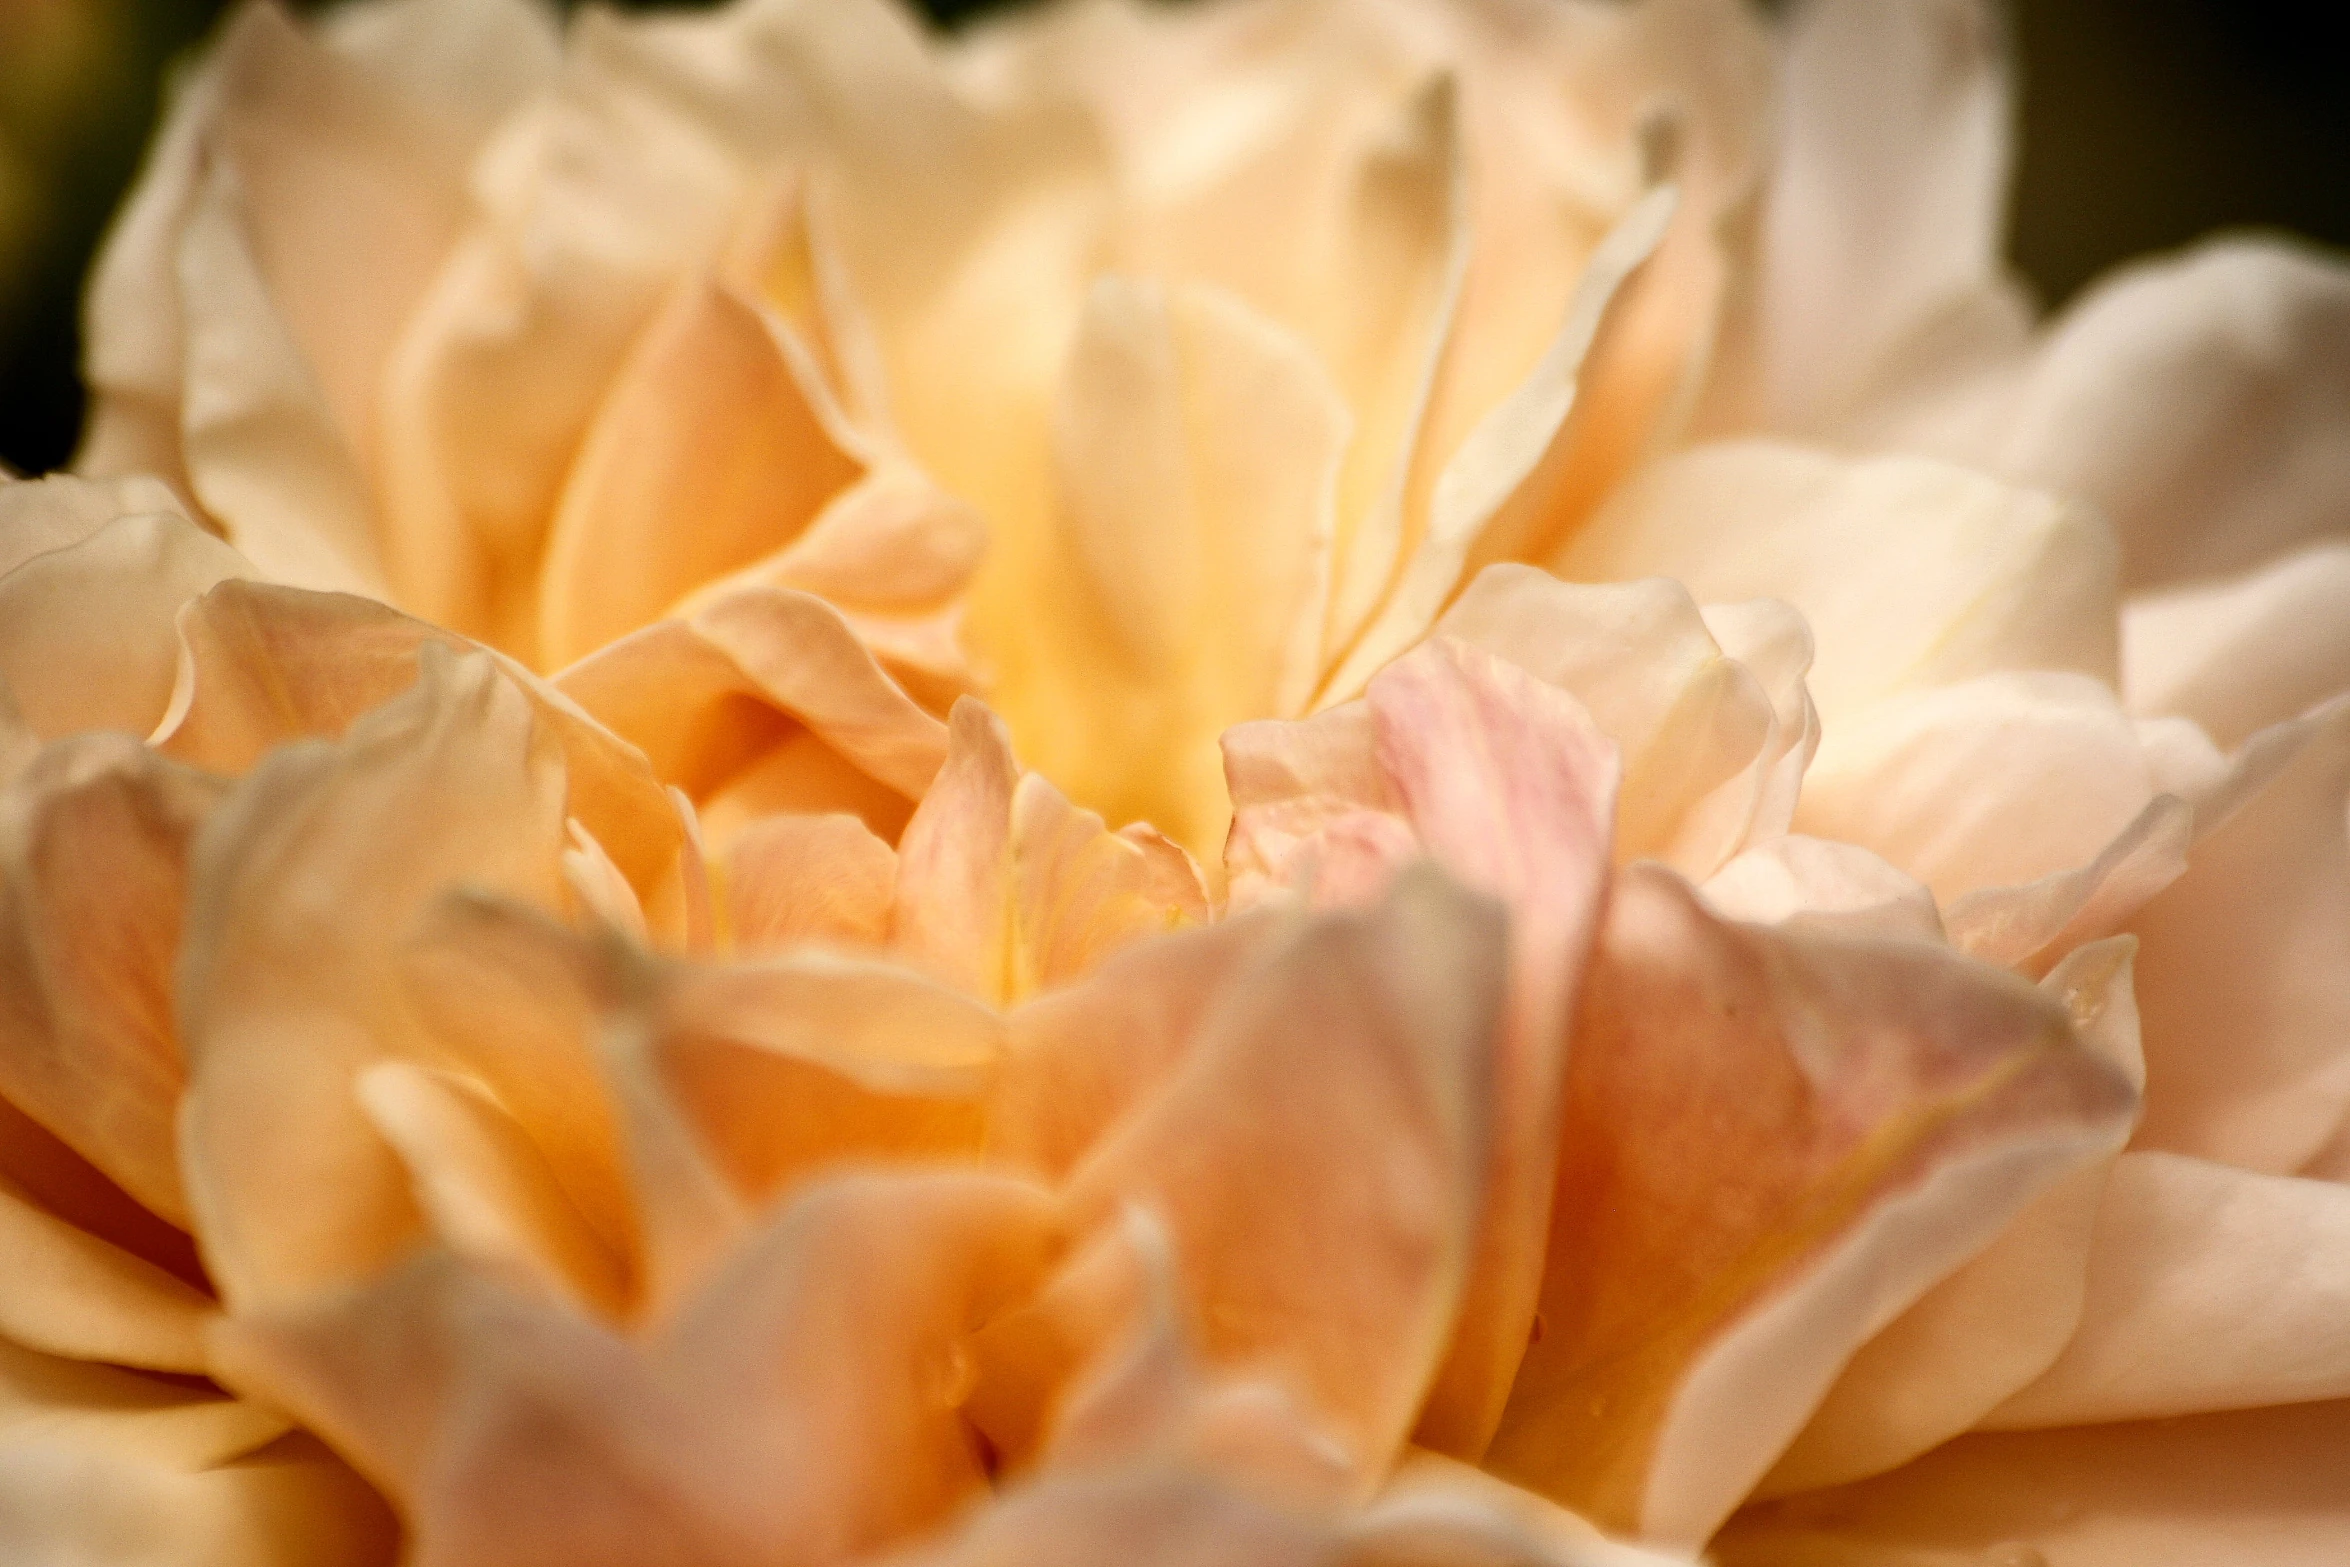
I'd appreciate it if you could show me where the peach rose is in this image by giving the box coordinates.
[2,0,2347,1564]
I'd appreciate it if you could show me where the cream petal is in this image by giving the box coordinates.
[1719,1401,2350,1567]
[0,1431,392,1567]
[0,734,222,1223]
[1487,867,2136,1544]
[177,645,570,1310]
[1433,568,1785,874]
[356,1061,628,1318]
[535,273,861,668]
[1983,238,2350,590]
[314,0,558,139]
[981,278,1350,861]
[1758,938,2143,1495]
[1793,673,2159,904]
[1942,795,2192,974]
[725,812,899,952]
[157,580,683,892]
[2123,540,2350,751]
[0,473,192,578]
[1555,444,2118,726]
[1362,1450,1698,1567]
[1047,868,1502,1482]
[1756,0,2024,439]
[0,511,249,743]
[1985,1152,2350,1429]
[2131,698,2350,1172]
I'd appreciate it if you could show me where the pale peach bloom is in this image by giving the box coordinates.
[3,0,2349,1563]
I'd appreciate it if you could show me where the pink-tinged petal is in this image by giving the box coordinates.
[726,812,899,952]
[356,1062,629,1318]
[1754,0,2023,439]
[1794,673,2161,904]
[177,646,570,1310]
[557,584,947,822]
[1760,937,2143,1494]
[2125,540,2350,751]
[535,273,861,668]
[1556,444,2118,726]
[1488,866,2137,1544]
[1719,1401,2350,1567]
[1987,1152,2350,1428]
[2131,698,2350,1172]
[156,580,684,892]
[989,912,1284,1183]
[0,735,222,1223]
[0,512,248,744]
[1984,238,2350,590]
[982,869,1501,1486]
[1432,569,1796,876]
[0,1428,393,1567]
[895,700,1209,1007]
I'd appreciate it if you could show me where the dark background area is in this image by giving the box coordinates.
[4,0,2347,477]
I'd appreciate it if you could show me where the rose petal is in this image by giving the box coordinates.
[535,273,861,668]
[2131,698,2350,1172]
[2124,540,2350,751]
[156,580,683,891]
[0,512,248,743]
[726,812,899,952]
[1983,238,2350,590]
[0,734,221,1222]
[1719,1401,2350,1567]
[1554,444,2118,726]
[1487,866,2137,1543]
[1987,1152,2350,1428]
[0,473,191,578]
[178,645,570,1309]
[1700,837,1943,944]
[0,1336,284,1468]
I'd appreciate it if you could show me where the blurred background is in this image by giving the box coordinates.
[4,0,2346,476]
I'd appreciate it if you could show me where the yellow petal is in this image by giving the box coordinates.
[178,645,569,1310]
[1488,866,2137,1544]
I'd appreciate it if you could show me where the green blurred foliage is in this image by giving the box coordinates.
[3,0,2347,475]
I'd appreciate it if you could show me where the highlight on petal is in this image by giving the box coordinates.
[1555,443,2118,725]
[1487,865,2137,1545]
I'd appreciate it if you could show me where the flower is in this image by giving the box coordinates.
[3,0,2348,1564]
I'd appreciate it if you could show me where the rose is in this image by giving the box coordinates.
[3,1,2349,1566]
